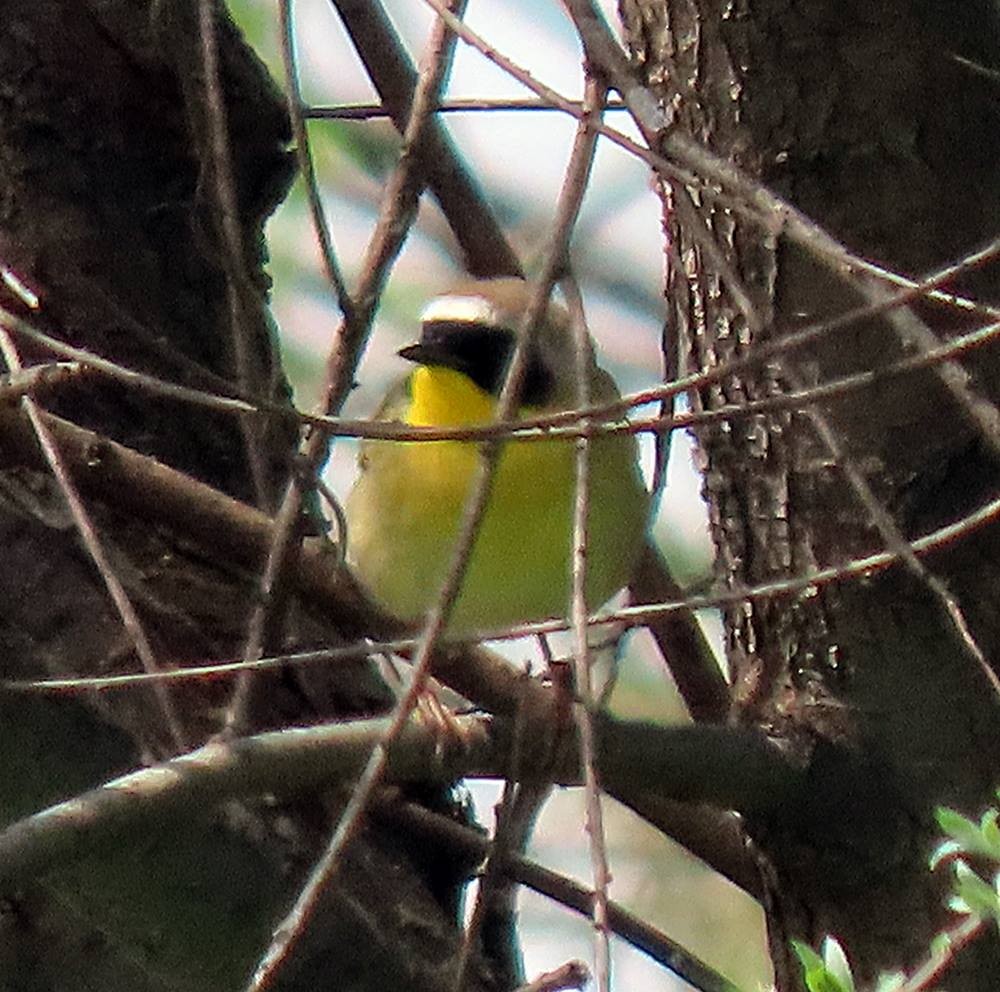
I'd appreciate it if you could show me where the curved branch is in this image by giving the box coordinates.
[385,801,744,992]
[0,712,801,889]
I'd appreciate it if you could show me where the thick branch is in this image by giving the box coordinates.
[0,712,801,889]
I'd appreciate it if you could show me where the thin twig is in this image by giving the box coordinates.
[9,252,1000,447]
[2,306,264,417]
[221,460,308,735]
[894,913,986,992]
[197,0,272,506]
[0,327,188,752]
[791,365,1000,698]
[567,274,613,991]
[329,0,522,278]
[0,361,89,403]
[606,486,1000,631]
[241,3,472,986]
[513,962,590,992]
[278,0,352,310]
[951,53,1000,84]
[6,639,416,693]
[878,297,1000,462]
[306,97,628,119]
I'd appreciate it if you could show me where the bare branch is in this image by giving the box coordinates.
[306,96,628,119]
[241,4,474,986]
[197,0,273,506]
[0,361,90,403]
[0,715,800,889]
[278,0,352,309]
[894,914,986,992]
[0,327,188,752]
[329,0,522,278]
[788,363,1000,698]
[387,804,743,992]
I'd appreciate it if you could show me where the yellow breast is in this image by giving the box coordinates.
[346,364,648,632]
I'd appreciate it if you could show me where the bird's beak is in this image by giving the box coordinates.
[398,342,463,371]
[397,342,429,364]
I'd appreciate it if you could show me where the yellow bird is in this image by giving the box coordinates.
[346,278,649,634]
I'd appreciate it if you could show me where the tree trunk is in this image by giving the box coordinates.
[618,0,1000,987]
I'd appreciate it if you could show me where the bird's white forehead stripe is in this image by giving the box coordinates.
[420,294,498,326]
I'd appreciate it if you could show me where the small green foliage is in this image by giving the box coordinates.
[929,929,952,958]
[821,937,856,992]
[792,937,855,992]
[872,971,905,992]
[947,860,1000,922]
[932,801,1000,926]
[797,796,1000,992]
[982,806,1000,852]
[931,806,1000,867]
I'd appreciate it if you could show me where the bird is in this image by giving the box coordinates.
[345,277,649,635]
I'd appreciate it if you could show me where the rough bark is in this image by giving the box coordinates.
[0,2,484,989]
[618,0,1000,987]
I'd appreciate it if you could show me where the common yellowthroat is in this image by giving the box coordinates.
[346,278,649,634]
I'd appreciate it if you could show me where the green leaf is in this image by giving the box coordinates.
[934,803,1000,864]
[929,838,962,870]
[822,937,855,992]
[792,940,825,973]
[792,940,854,992]
[980,808,1000,857]
[930,929,953,958]
[948,893,972,914]
[936,807,983,850]
[952,861,1000,921]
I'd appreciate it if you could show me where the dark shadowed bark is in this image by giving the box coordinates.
[0,2,485,989]
[618,0,1000,987]
[11,0,1000,988]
